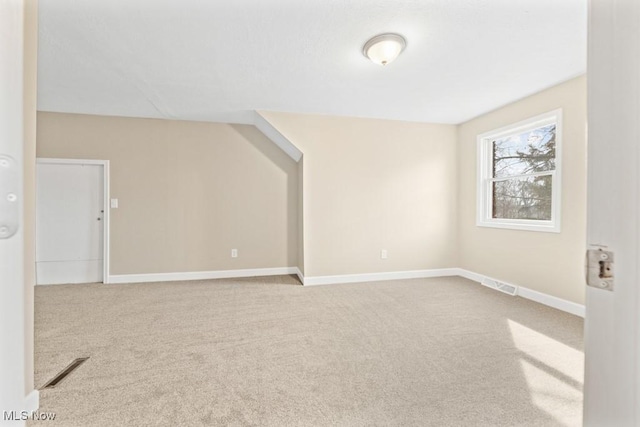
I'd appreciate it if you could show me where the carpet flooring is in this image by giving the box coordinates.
[30,275,584,426]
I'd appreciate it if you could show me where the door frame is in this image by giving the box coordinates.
[1,0,28,417]
[36,158,111,284]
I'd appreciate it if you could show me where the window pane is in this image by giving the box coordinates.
[492,124,556,178]
[492,175,552,220]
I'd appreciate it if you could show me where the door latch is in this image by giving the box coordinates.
[586,248,614,291]
[0,155,19,239]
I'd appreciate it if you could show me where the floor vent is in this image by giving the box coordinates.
[480,278,518,296]
[40,357,89,389]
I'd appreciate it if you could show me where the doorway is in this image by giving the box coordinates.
[36,158,110,285]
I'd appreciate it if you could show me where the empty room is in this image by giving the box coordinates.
[2,0,640,426]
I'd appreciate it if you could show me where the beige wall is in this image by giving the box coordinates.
[37,113,298,275]
[457,76,587,304]
[24,0,37,395]
[261,112,458,277]
[36,79,585,305]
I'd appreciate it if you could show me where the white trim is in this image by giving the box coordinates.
[476,109,562,233]
[253,112,302,162]
[36,158,111,284]
[517,286,585,318]
[36,158,107,166]
[0,0,27,418]
[108,267,298,284]
[109,265,583,317]
[491,170,555,182]
[24,390,39,413]
[585,1,640,422]
[456,268,585,317]
[104,162,110,283]
[302,268,460,286]
[455,268,486,283]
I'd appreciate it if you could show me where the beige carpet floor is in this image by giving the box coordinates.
[30,276,583,426]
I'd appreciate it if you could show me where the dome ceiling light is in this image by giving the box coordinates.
[363,33,407,66]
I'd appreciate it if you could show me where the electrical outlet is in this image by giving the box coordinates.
[380,249,388,259]
[231,249,238,258]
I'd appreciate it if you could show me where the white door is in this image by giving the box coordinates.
[36,161,104,284]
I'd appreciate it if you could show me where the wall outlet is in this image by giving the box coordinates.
[231,249,238,258]
[110,198,118,208]
[380,249,388,259]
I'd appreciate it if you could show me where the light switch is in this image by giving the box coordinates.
[110,198,119,209]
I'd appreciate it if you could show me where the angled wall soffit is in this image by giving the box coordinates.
[200,110,301,162]
[251,112,302,162]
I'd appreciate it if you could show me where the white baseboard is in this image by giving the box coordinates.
[24,389,39,412]
[108,267,298,284]
[455,268,485,283]
[517,286,585,318]
[107,265,584,317]
[302,268,460,286]
[456,268,585,318]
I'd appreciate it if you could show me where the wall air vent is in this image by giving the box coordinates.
[480,277,518,296]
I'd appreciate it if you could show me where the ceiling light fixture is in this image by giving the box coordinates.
[363,33,407,66]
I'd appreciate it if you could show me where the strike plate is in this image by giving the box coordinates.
[586,248,614,291]
[0,155,19,239]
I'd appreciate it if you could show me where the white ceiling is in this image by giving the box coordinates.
[38,0,587,125]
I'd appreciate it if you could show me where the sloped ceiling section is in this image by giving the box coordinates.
[38,0,587,125]
[253,112,302,162]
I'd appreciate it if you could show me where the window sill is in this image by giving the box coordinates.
[476,219,561,233]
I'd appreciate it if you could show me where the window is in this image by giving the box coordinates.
[477,109,561,232]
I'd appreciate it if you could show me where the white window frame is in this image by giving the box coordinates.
[476,109,562,233]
